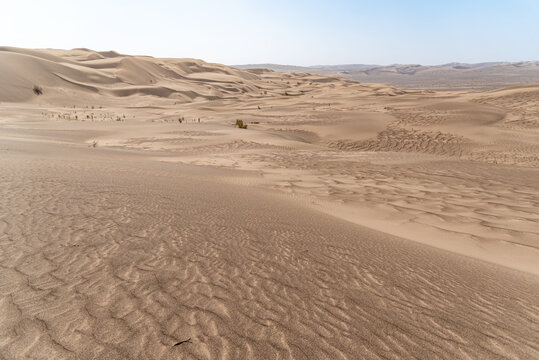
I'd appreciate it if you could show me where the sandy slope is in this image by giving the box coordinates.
[1,47,538,359]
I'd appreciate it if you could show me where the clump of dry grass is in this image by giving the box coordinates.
[235,119,248,129]
[33,85,43,95]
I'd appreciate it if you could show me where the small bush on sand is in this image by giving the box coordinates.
[33,85,43,95]
[235,119,248,129]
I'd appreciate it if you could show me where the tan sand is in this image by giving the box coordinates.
[0,47,538,359]
[236,62,539,91]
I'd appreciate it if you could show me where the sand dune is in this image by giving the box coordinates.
[1,47,538,359]
[0,46,261,103]
[236,61,539,91]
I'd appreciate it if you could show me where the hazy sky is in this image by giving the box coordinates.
[2,0,538,65]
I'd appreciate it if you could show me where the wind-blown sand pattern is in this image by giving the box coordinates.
[1,47,538,359]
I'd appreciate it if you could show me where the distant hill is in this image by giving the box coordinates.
[233,64,315,73]
[233,61,539,91]
[311,64,376,70]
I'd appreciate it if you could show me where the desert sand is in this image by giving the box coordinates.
[235,61,539,91]
[0,47,538,359]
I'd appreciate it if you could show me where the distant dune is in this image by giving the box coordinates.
[234,61,539,91]
[0,46,260,103]
[1,47,538,359]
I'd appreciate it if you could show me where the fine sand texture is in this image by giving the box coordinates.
[1,47,538,359]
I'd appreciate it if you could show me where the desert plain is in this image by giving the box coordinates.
[0,47,538,359]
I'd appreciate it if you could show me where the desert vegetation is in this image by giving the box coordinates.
[235,119,248,129]
[32,85,43,95]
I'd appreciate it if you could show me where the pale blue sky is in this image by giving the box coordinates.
[2,0,538,65]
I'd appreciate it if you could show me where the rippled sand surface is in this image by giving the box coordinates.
[1,47,538,359]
